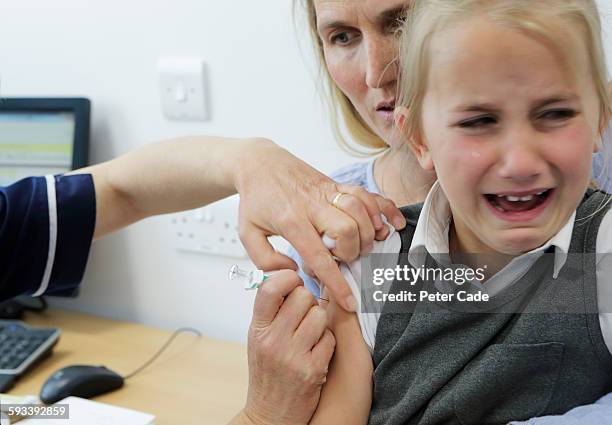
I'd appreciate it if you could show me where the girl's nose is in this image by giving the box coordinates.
[497,130,545,182]
[364,35,397,89]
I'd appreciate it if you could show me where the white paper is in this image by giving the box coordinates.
[18,396,155,425]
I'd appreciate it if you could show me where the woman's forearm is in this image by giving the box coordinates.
[69,136,273,239]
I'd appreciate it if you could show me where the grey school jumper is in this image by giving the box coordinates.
[369,190,612,425]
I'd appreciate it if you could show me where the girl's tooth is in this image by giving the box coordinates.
[501,195,535,202]
[498,192,543,202]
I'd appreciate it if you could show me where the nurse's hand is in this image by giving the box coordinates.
[234,139,405,312]
[230,270,335,425]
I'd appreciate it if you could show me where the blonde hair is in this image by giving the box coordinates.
[295,0,388,157]
[397,0,612,144]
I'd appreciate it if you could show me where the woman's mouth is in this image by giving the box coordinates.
[376,101,395,125]
[484,189,554,222]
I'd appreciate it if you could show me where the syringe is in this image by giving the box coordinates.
[228,265,328,302]
[228,264,267,290]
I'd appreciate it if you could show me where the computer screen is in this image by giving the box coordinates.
[0,111,76,185]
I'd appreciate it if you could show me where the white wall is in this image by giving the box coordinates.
[1,1,611,343]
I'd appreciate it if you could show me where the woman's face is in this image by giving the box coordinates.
[314,0,407,144]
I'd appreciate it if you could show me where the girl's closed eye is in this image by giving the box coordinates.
[455,115,498,130]
[536,108,578,123]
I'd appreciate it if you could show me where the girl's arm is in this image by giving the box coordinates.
[309,293,374,425]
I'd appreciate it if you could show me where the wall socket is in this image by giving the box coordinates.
[171,204,246,259]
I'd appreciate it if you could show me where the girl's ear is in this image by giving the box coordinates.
[394,106,435,171]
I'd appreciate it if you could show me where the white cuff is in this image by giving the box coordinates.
[33,175,58,297]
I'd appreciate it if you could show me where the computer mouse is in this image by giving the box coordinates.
[40,365,124,404]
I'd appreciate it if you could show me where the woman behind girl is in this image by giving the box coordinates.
[309,0,612,424]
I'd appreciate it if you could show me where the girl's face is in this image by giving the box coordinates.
[411,16,601,255]
[314,0,407,144]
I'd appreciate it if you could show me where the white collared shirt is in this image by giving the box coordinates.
[342,182,612,354]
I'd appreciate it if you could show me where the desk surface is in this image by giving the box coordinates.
[12,308,248,425]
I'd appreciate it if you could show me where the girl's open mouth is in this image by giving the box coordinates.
[484,189,554,222]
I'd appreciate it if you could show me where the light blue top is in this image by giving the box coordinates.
[510,393,612,425]
[593,123,612,191]
[286,147,612,424]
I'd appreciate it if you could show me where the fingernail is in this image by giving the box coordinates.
[392,216,406,229]
[371,214,383,230]
[344,295,358,312]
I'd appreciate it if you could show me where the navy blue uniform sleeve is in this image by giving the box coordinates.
[0,174,96,301]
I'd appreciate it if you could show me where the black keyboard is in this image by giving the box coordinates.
[0,320,59,376]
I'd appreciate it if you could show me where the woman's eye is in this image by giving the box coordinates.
[457,116,497,128]
[330,31,358,45]
[538,109,577,121]
[389,14,408,32]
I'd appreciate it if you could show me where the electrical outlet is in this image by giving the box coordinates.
[171,205,246,259]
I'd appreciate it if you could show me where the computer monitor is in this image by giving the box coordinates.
[0,98,90,185]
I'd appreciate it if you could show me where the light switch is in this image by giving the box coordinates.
[174,84,187,103]
[158,57,209,121]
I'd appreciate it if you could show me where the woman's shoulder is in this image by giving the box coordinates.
[593,121,612,191]
[597,198,612,254]
[328,158,379,194]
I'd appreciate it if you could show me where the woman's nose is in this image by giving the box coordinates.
[364,35,397,89]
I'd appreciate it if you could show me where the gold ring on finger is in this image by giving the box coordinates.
[331,192,347,208]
